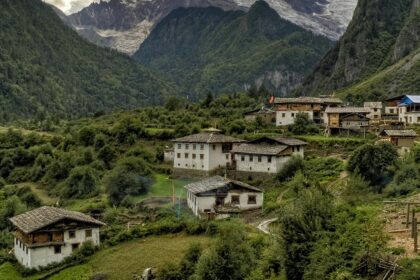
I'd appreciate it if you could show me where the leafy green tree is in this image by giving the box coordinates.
[347,142,398,192]
[78,126,97,146]
[277,155,305,181]
[287,113,318,135]
[97,145,117,167]
[165,97,183,111]
[0,196,27,230]
[64,166,98,198]
[0,157,14,178]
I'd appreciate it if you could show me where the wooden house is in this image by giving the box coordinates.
[185,176,263,219]
[379,130,418,154]
[324,107,371,134]
[231,136,307,175]
[10,206,105,268]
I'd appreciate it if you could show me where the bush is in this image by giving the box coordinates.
[277,155,305,181]
[64,166,99,198]
[287,113,319,135]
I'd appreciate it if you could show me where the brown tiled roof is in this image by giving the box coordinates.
[232,144,289,155]
[10,206,106,234]
[173,132,245,144]
[184,176,262,194]
[381,130,417,137]
[325,107,371,114]
[273,97,343,105]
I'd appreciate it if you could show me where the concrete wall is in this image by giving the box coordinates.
[276,111,314,126]
[163,150,174,162]
[15,227,100,268]
[234,154,289,173]
[405,112,420,124]
[385,106,398,115]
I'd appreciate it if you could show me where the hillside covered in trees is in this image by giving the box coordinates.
[297,0,420,103]
[0,0,177,123]
[134,1,333,98]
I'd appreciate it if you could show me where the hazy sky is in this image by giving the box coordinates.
[43,0,104,14]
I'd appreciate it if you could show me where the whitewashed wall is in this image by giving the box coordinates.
[276,111,314,126]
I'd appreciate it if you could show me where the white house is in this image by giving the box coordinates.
[271,97,343,126]
[364,102,382,121]
[172,128,245,176]
[10,206,105,269]
[185,176,263,219]
[385,95,420,124]
[379,130,418,155]
[232,136,307,174]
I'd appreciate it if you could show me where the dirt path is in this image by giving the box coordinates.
[257,218,278,235]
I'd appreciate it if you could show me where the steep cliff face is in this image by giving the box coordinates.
[297,0,419,100]
[134,1,333,98]
[66,0,243,54]
[295,0,420,103]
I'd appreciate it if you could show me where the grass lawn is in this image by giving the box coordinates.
[133,174,195,203]
[0,234,211,280]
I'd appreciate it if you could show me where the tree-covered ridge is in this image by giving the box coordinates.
[0,0,177,123]
[134,0,333,99]
[297,0,420,100]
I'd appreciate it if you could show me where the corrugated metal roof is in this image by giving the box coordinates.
[184,176,262,194]
[381,130,417,137]
[10,206,105,234]
[325,107,371,113]
[232,144,289,155]
[173,132,245,144]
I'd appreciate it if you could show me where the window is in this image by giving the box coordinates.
[258,156,262,162]
[291,113,295,117]
[192,154,196,159]
[54,245,61,254]
[241,155,245,162]
[297,146,300,152]
[200,144,204,150]
[69,230,76,239]
[177,144,181,149]
[177,153,181,159]
[222,144,233,153]
[248,195,257,204]
[213,145,216,150]
[15,238,18,245]
[72,243,80,251]
[282,113,285,118]
[249,156,253,162]
[200,154,204,160]
[231,195,240,205]
[193,144,196,150]
[185,144,189,150]
[85,229,92,238]
[185,153,189,158]
[226,154,229,160]
[26,247,28,254]
[267,156,272,163]
[390,109,394,114]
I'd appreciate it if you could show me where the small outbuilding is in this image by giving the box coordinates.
[379,130,418,155]
[185,176,263,219]
[10,206,105,268]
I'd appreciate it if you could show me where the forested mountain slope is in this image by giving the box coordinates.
[297,0,420,102]
[0,0,176,122]
[134,1,333,98]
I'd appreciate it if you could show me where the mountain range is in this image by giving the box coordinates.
[297,0,420,103]
[134,1,333,97]
[0,0,176,122]
[61,0,357,55]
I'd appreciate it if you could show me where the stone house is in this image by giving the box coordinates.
[271,97,342,126]
[364,102,383,121]
[379,130,418,155]
[231,136,307,175]
[185,176,263,219]
[10,206,105,269]
[172,128,245,176]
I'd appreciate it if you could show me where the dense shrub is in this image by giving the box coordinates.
[287,113,319,135]
[64,166,99,198]
[277,155,305,181]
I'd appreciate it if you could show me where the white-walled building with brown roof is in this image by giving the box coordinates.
[185,176,263,219]
[232,136,307,174]
[10,206,105,268]
[172,128,245,176]
[379,130,418,154]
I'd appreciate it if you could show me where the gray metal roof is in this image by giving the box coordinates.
[173,132,245,144]
[381,130,418,137]
[406,95,420,103]
[232,144,289,155]
[10,206,106,234]
[325,107,371,114]
[184,176,262,194]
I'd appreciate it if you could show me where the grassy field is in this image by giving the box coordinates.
[133,174,195,202]
[0,234,210,280]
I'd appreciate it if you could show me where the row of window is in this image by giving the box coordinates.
[178,163,205,169]
[231,195,256,205]
[68,229,92,239]
[239,155,272,163]
[177,153,205,159]
[177,143,205,150]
